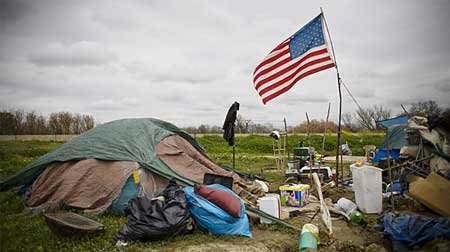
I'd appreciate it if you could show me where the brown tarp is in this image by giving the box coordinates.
[27,159,137,214]
[156,135,264,204]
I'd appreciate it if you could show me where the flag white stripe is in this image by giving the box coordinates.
[259,58,334,100]
[255,51,330,91]
[254,45,329,88]
[253,45,290,77]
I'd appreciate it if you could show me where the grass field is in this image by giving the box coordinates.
[0,134,384,251]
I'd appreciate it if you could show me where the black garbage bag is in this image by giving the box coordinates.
[114,179,194,242]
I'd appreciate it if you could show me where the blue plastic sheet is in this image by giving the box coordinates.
[373,149,400,162]
[376,115,409,129]
[184,184,252,237]
[109,175,140,215]
[380,212,450,247]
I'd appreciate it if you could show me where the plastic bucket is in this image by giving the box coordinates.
[298,224,318,251]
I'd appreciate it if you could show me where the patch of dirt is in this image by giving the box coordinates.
[149,228,297,252]
[323,187,355,202]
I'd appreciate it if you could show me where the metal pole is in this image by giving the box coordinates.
[284,117,290,160]
[321,8,342,186]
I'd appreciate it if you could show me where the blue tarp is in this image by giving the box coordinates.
[381,125,408,149]
[380,212,450,247]
[184,184,252,237]
[109,175,140,215]
[373,149,400,162]
[377,115,409,129]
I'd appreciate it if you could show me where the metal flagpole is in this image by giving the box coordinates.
[320,7,343,185]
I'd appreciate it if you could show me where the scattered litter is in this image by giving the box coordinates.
[350,164,383,214]
[378,211,450,248]
[299,223,319,251]
[312,172,333,237]
[114,179,193,242]
[335,197,357,216]
[254,179,269,193]
[409,172,450,217]
[44,212,105,237]
[279,184,310,207]
[184,184,252,237]
[258,194,281,224]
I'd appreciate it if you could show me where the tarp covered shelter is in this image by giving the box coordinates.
[373,117,408,162]
[0,118,264,214]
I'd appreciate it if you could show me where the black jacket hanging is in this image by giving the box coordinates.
[222,101,239,146]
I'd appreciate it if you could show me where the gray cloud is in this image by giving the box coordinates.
[28,41,117,67]
[0,0,31,25]
[0,0,449,126]
[91,97,140,111]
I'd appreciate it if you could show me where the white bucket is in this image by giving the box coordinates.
[350,164,383,214]
[258,195,280,224]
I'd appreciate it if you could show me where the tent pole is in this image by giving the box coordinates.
[321,7,342,185]
[232,145,236,170]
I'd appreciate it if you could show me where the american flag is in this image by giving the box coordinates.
[253,14,335,104]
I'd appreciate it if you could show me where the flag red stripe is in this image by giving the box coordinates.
[262,63,335,104]
[270,39,290,53]
[258,55,332,96]
[253,56,291,83]
[253,48,290,75]
[254,48,330,89]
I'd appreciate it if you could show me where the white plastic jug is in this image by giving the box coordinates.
[258,195,280,224]
[350,164,383,214]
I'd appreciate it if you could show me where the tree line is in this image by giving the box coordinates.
[0,109,95,135]
[1,100,445,135]
[181,100,447,134]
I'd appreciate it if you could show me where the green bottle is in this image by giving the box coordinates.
[350,211,363,224]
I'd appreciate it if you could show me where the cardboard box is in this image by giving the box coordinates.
[409,172,450,217]
[279,184,310,207]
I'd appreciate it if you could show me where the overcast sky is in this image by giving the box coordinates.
[1,0,449,127]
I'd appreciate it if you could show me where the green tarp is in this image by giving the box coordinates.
[0,118,203,191]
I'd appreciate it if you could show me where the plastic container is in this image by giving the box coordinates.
[287,160,300,170]
[279,184,310,207]
[298,223,318,251]
[336,198,357,215]
[350,164,383,213]
[258,196,280,224]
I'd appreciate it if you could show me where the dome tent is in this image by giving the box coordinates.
[0,118,264,214]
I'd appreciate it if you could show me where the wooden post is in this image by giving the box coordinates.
[322,102,331,151]
[284,118,290,161]
[232,145,236,170]
[385,129,395,210]
[321,8,342,186]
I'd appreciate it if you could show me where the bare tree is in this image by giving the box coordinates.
[57,112,72,134]
[71,114,82,134]
[0,111,15,135]
[410,100,442,117]
[14,109,25,135]
[36,115,48,134]
[48,113,60,134]
[25,111,38,134]
[354,106,391,130]
[342,112,360,132]
[82,114,95,131]
[236,114,252,133]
